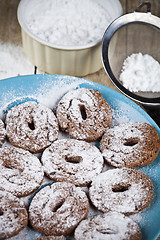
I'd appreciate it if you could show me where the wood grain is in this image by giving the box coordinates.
[125,0,160,16]
[0,0,21,44]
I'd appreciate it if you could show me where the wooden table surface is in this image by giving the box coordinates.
[0,0,160,90]
[0,0,160,239]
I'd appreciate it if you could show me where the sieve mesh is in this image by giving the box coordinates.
[108,22,160,99]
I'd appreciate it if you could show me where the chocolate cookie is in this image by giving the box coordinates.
[89,168,153,215]
[100,122,160,168]
[0,146,44,197]
[29,182,89,236]
[0,189,28,239]
[74,211,142,240]
[6,101,59,153]
[56,88,112,142]
[0,119,6,145]
[41,139,104,186]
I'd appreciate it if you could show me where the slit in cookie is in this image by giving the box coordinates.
[112,183,131,193]
[97,228,117,235]
[28,119,35,130]
[79,105,87,120]
[65,155,83,164]
[123,138,139,147]
[0,209,3,216]
[51,199,65,212]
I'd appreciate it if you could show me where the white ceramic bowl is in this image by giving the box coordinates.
[17,0,122,76]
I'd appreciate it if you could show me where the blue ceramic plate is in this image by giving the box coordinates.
[0,74,160,240]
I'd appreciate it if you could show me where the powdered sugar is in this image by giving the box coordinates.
[0,42,34,80]
[0,190,28,239]
[6,101,59,153]
[89,168,153,215]
[29,182,89,236]
[100,122,160,168]
[0,76,88,120]
[9,226,42,240]
[0,76,155,239]
[36,76,89,111]
[41,139,104,186]
[74,211,141,240]
[0,147,44,197]
[26,0,113,46]
[120,53,160,92]
[56,88,112,141]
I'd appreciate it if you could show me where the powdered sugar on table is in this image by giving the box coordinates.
[0,42,34,80]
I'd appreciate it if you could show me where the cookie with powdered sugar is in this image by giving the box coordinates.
[56,88,112,142]
[6,101,59,153]
[29,182,89,236]
[74,211,142,240]
[89,168,153,215]
[41,139,104,186]
[100,122,160,168]
[0,189,28,239]
[0,146,44,197]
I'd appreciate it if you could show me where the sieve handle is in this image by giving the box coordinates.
[135,1,151,13]
[142,104,160,127]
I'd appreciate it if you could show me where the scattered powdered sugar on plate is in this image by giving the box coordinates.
[26,0,113,46]
[35,76,90,111]
[9,226,42,240]
[0,96,37,120]
[130,213,142,224]
[0,75,91,119]
[111,107,130,126]
[120,53,160,92]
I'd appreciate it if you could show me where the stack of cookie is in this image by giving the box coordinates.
[0,88,160,240]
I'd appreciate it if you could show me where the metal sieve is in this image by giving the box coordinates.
[102,1,160,126]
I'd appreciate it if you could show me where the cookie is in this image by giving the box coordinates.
[74,211,142,240]
[100,122,160,168]
[56,88,112,142]
[0,146,44,197]
[41,139,104,186]
[89,168,153,215]
[29,182,89,236]
[0,119,6,145]
[34,236,65,240]
[6,101,59,153]
[0,189,28,239]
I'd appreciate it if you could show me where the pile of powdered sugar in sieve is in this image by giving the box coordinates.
[119,53,160,92]
[26,0,113,46]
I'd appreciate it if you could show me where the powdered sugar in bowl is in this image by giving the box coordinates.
[17,0,122,76]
